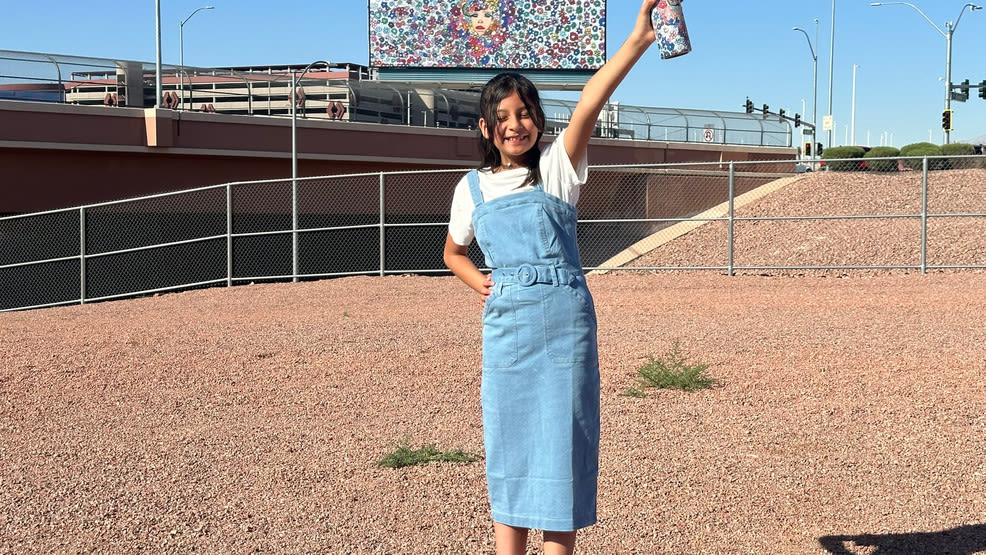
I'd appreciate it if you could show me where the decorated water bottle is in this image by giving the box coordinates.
[651,0,691,59]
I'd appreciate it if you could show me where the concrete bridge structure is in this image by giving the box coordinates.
[0,99,795,215]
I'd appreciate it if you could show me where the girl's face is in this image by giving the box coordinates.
[480,91,540,168]
[465,9,495,36]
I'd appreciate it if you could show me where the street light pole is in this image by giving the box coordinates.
[826,0,835,150]
[871,2,982,144]
[793,20,819,161]
[849,64,852,145]
[179,6,214,111]
[155,0,162,108]
[291,61,330,282]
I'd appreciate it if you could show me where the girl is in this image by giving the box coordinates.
[443,2,662,553]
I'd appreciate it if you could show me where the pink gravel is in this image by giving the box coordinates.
[2,168,985,554]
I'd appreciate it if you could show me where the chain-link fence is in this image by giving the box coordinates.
[2,156,985,312]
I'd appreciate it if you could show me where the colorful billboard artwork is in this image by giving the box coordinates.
[369,0,607,70]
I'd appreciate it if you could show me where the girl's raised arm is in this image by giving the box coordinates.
[563,0,659,167]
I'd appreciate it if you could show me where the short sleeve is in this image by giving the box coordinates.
[448,173,475,246]
[539,128,588,206]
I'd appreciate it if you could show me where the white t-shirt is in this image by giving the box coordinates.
[448,129,588,246]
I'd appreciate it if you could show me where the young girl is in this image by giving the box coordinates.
[443,1,662,553]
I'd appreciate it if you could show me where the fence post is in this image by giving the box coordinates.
[921,156,929,274]
[226,183,233,287]
[79,206,87,305]
[379,172,386,276]
[292,176,299,283]
[727,162,735,276]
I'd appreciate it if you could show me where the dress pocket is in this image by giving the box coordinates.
[543,284,598,364]
[482,288,518,368]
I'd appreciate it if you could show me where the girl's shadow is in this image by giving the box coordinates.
[819,524,986,554]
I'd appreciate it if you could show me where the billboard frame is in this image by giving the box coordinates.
[367,0,605,90]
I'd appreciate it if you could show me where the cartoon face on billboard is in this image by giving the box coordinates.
[369,0,607,70]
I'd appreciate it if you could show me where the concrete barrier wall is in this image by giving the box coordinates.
[0,99,795,214]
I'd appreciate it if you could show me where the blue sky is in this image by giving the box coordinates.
[3,0,986,147]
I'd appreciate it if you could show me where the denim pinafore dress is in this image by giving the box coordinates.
[466,170,600,532]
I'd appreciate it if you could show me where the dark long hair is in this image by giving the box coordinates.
[477,72,545,188]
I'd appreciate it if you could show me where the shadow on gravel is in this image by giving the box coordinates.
[818,524,986,554]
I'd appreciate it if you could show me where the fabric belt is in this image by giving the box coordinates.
[492,264,578,287]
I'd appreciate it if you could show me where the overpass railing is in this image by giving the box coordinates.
[1,49,793,147]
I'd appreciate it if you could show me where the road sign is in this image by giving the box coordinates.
[703,126,716,143]
[822,115,834,131]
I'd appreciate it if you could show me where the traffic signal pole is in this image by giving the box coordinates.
[871,2,982,144]
[744,99,817,159]
[944,19,953,143]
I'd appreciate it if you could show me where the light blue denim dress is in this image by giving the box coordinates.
[467,170,600,532]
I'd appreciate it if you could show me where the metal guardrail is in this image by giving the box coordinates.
[1,49,794,146]
[2,156,985,312]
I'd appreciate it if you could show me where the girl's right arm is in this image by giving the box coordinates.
[444,233,494,302]
[563,0,658,168]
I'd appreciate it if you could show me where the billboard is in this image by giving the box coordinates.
[369,1,607,70]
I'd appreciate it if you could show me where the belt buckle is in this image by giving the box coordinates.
[516,263,538,286]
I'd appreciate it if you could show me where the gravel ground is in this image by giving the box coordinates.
[2,169,986,554]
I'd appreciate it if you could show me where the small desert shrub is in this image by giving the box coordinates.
[378,437,480,469]
[623,341,717,397]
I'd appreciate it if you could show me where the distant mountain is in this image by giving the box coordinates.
[958,133,986,145]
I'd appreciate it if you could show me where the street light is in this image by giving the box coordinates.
[826,0,835,151]
[793,20,819,161]
[871,1,982,144]
[291,60,331,282]
[179,6,215,111]
[850,64,860,146]
[155,0,162,108]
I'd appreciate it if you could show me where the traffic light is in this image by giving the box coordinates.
[804,142,811,156]
[778,108,786,122]
[762,104,769,118]
[980,80,986,100]
[942,109,953,131]
[816,142,823,156]
[745,98,754,114]
[960,79,970,100]
[794,113,801,127]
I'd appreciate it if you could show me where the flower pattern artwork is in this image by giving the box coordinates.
[369,0,607,69]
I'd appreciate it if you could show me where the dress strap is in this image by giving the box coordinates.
[466,170,484,207]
